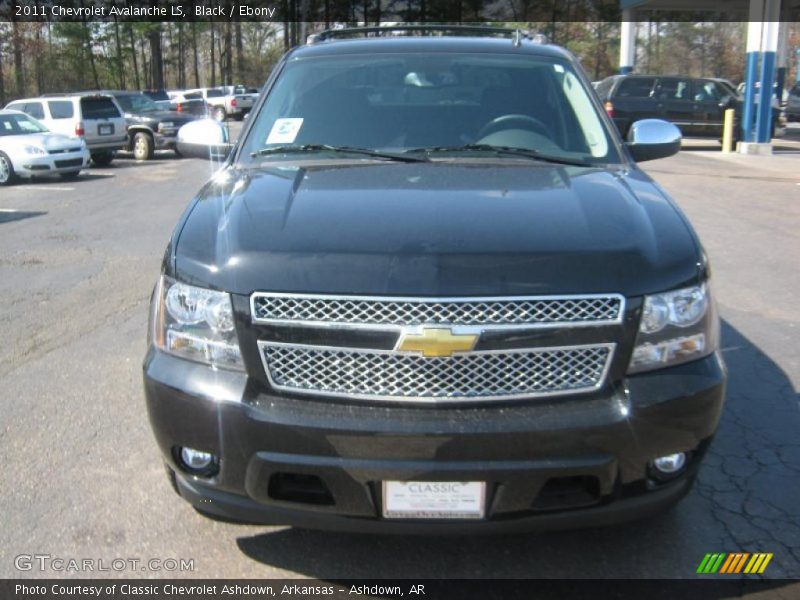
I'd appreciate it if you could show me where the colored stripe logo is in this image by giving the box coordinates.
[697,553,773,574]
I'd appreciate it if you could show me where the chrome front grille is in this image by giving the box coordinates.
[259,342,615,404]
[251,293,624,329]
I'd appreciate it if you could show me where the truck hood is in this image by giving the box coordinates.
[173,162,701,297]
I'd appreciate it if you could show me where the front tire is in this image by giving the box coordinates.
[0,151,17,186]
[91,152,114,166]
[132,132,155,161]
[212,106,226,122]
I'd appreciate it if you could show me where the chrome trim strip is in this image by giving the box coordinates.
[250,292,626,331]
[257,340,616,405]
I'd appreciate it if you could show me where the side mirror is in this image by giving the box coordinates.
[625,119,681,162]
[176,119,234,160]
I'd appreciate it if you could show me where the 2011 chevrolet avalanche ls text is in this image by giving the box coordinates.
[144,27,726,533]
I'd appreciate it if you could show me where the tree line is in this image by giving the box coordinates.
[0,16,796,106]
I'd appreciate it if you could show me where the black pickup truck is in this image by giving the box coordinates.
[105,91,196,160]
[145,27,726,533]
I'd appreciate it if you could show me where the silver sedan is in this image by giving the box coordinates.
[0,109,90,186]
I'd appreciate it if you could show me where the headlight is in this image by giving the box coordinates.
[24,145,46,155]
[151,276,244,370]
[628,282,719,374]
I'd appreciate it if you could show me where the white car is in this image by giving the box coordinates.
[5,93,127,166]
[0,109,90,186]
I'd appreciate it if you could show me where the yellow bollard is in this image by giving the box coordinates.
[721,108,735,154]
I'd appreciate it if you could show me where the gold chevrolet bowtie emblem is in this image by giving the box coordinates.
[396,328,479,357]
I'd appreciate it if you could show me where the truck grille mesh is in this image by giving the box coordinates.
[251,294,623,327]
[260,343,613,403]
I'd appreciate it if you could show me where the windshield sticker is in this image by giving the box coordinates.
[266,118,303,144]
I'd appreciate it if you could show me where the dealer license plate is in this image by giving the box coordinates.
[98,124,113,135]
[382,481,485,519]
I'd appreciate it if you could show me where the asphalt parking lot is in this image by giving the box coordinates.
[1,126,799,583]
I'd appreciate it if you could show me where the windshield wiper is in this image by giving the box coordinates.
[403,144,592,167]
[250,144,429,163]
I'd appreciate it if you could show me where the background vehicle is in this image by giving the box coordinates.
[709,77,739,99]
[103,91,197,160]
[141,89,174,111]
[596,74,783,140]
[221,85,258,116]
[0,109,90,185]
[164,90,209,117]
[183,87,248,121]
[735,80,787,135]
[4,93,126,166]
[786,83,800,122]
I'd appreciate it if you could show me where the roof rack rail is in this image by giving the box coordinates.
[39,91,117,98]
[309,25,538,44]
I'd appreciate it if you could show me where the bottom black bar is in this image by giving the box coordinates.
[2,579,799,600]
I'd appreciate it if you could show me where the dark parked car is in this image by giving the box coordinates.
[146,27,725,533]
[105,91,196,160]
[144,89,208,118]
[141,89,174,111]
[163,90,210,117]
[787,83,800,122]
[596,74,781,140]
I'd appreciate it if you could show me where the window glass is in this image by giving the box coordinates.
[114,94,159,113]
[143,90,169,101]
[0,112,49,135]
[205,89,224,98]
[24,102,45,119]
[80,96,122,119]
[594,77,616,98]
[48,100,75,119]
[658,78,694,101]
[694,81,724,103]
[241,52,618,164]
[615,77,656,98]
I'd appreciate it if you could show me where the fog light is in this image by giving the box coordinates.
[179,447,215,473]
[652,452,687,475]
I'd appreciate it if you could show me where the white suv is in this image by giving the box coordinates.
[5,93,127,165]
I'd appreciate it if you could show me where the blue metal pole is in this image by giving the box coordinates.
[755,51,776,142]
[742,51,759,143]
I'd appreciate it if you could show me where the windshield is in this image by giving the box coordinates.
[115,94,160,113]
[0,112,49,136]
[240,52,618,165]
[143,90,169,101]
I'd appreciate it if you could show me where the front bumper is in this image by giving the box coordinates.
[154,132,179,150]
[16,150,90,177]
[143,350,726,533]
